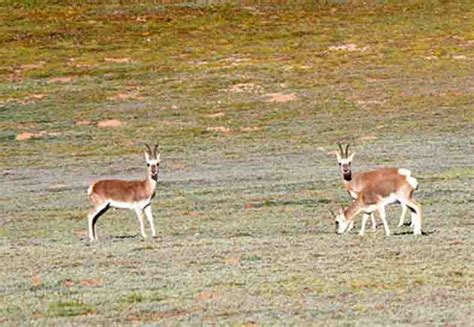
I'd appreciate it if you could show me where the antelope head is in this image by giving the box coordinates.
[335,208,352,234]
[329,208,351,234]
[336,143,355,180]
[145,143,160,181]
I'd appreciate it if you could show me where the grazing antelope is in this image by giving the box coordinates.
[87,144,160,241]
[332,165,422,236]
[335,144,413,232]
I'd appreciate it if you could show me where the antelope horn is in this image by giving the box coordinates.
[145,143,153,155]
[345,144,350,157]
[337,143,344,157]
[153,144,159,157]
[328,208,336,218]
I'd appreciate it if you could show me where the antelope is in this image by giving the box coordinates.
[87,144,160,241]
[332,162,422,236]
[335,144,413,232]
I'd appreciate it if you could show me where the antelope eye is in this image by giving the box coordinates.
[147,163,150,167]
[338,163,341,166]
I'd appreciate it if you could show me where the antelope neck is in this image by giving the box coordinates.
[147,175,158,184]
[343,171,352,181]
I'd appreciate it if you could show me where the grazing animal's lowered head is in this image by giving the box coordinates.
[145,144,160,181]
[329,207,354,235]
[335,208,351,234]
[335,143,356,181]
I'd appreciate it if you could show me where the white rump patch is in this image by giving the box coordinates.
[406,176,418,189]
[398,168,412,177]
[399,168,418,189]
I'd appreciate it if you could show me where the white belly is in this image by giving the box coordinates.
[364,193,398,213]
[380,193,398,206]
[109,200,151,210]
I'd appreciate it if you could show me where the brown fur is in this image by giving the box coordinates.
[87,146,160,241]
[343,169,415,220]
[89,179,155,206]
[344,168,400,198]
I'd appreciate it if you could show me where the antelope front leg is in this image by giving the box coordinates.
[134,209,147,239]
[347,220,354,232]
[398,205,408,227]
[377,205,390,236]
[144,206,156,238]
[370,213,376,232]
[359,213,370,236]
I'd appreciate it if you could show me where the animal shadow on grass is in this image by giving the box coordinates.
[393,230,436,236]
[111,234,142,241]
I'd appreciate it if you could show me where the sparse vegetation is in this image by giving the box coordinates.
[0,0,473,325]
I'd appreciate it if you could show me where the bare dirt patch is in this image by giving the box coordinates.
[16,131,60,141]
[104,57,131,63]
[263,92,297,103]
[48,76,74,84]
[19,62,45,70]
[206,126,231,133]
[76,120,92,126]
[196,290,221,301]
[97,119,123,128]
[108,90,143,101]
[329,43,368,52]
[204,112,225,118]
[227,83,264,94]
[239,127,261,132]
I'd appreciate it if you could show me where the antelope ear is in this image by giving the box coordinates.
[347,152,356,162]
[335,151,342,162]
[144,151,150,161]
[156,153,161,162]
[339,208,344,215]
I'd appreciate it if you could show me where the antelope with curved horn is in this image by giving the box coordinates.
[336,143,376,233]
[335,143,413,233]
[332,145,422,236]
[87,144,160,241]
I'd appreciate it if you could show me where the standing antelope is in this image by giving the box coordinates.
[333,164,422,236]
[335,144,413,232]
[87,144,160,241]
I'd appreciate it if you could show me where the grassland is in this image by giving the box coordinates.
[0,0,473,325]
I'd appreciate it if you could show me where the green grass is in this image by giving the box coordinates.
[47,300,95,318]
[0,0,473,325]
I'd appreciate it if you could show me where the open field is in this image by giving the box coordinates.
[0,0,473,325]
